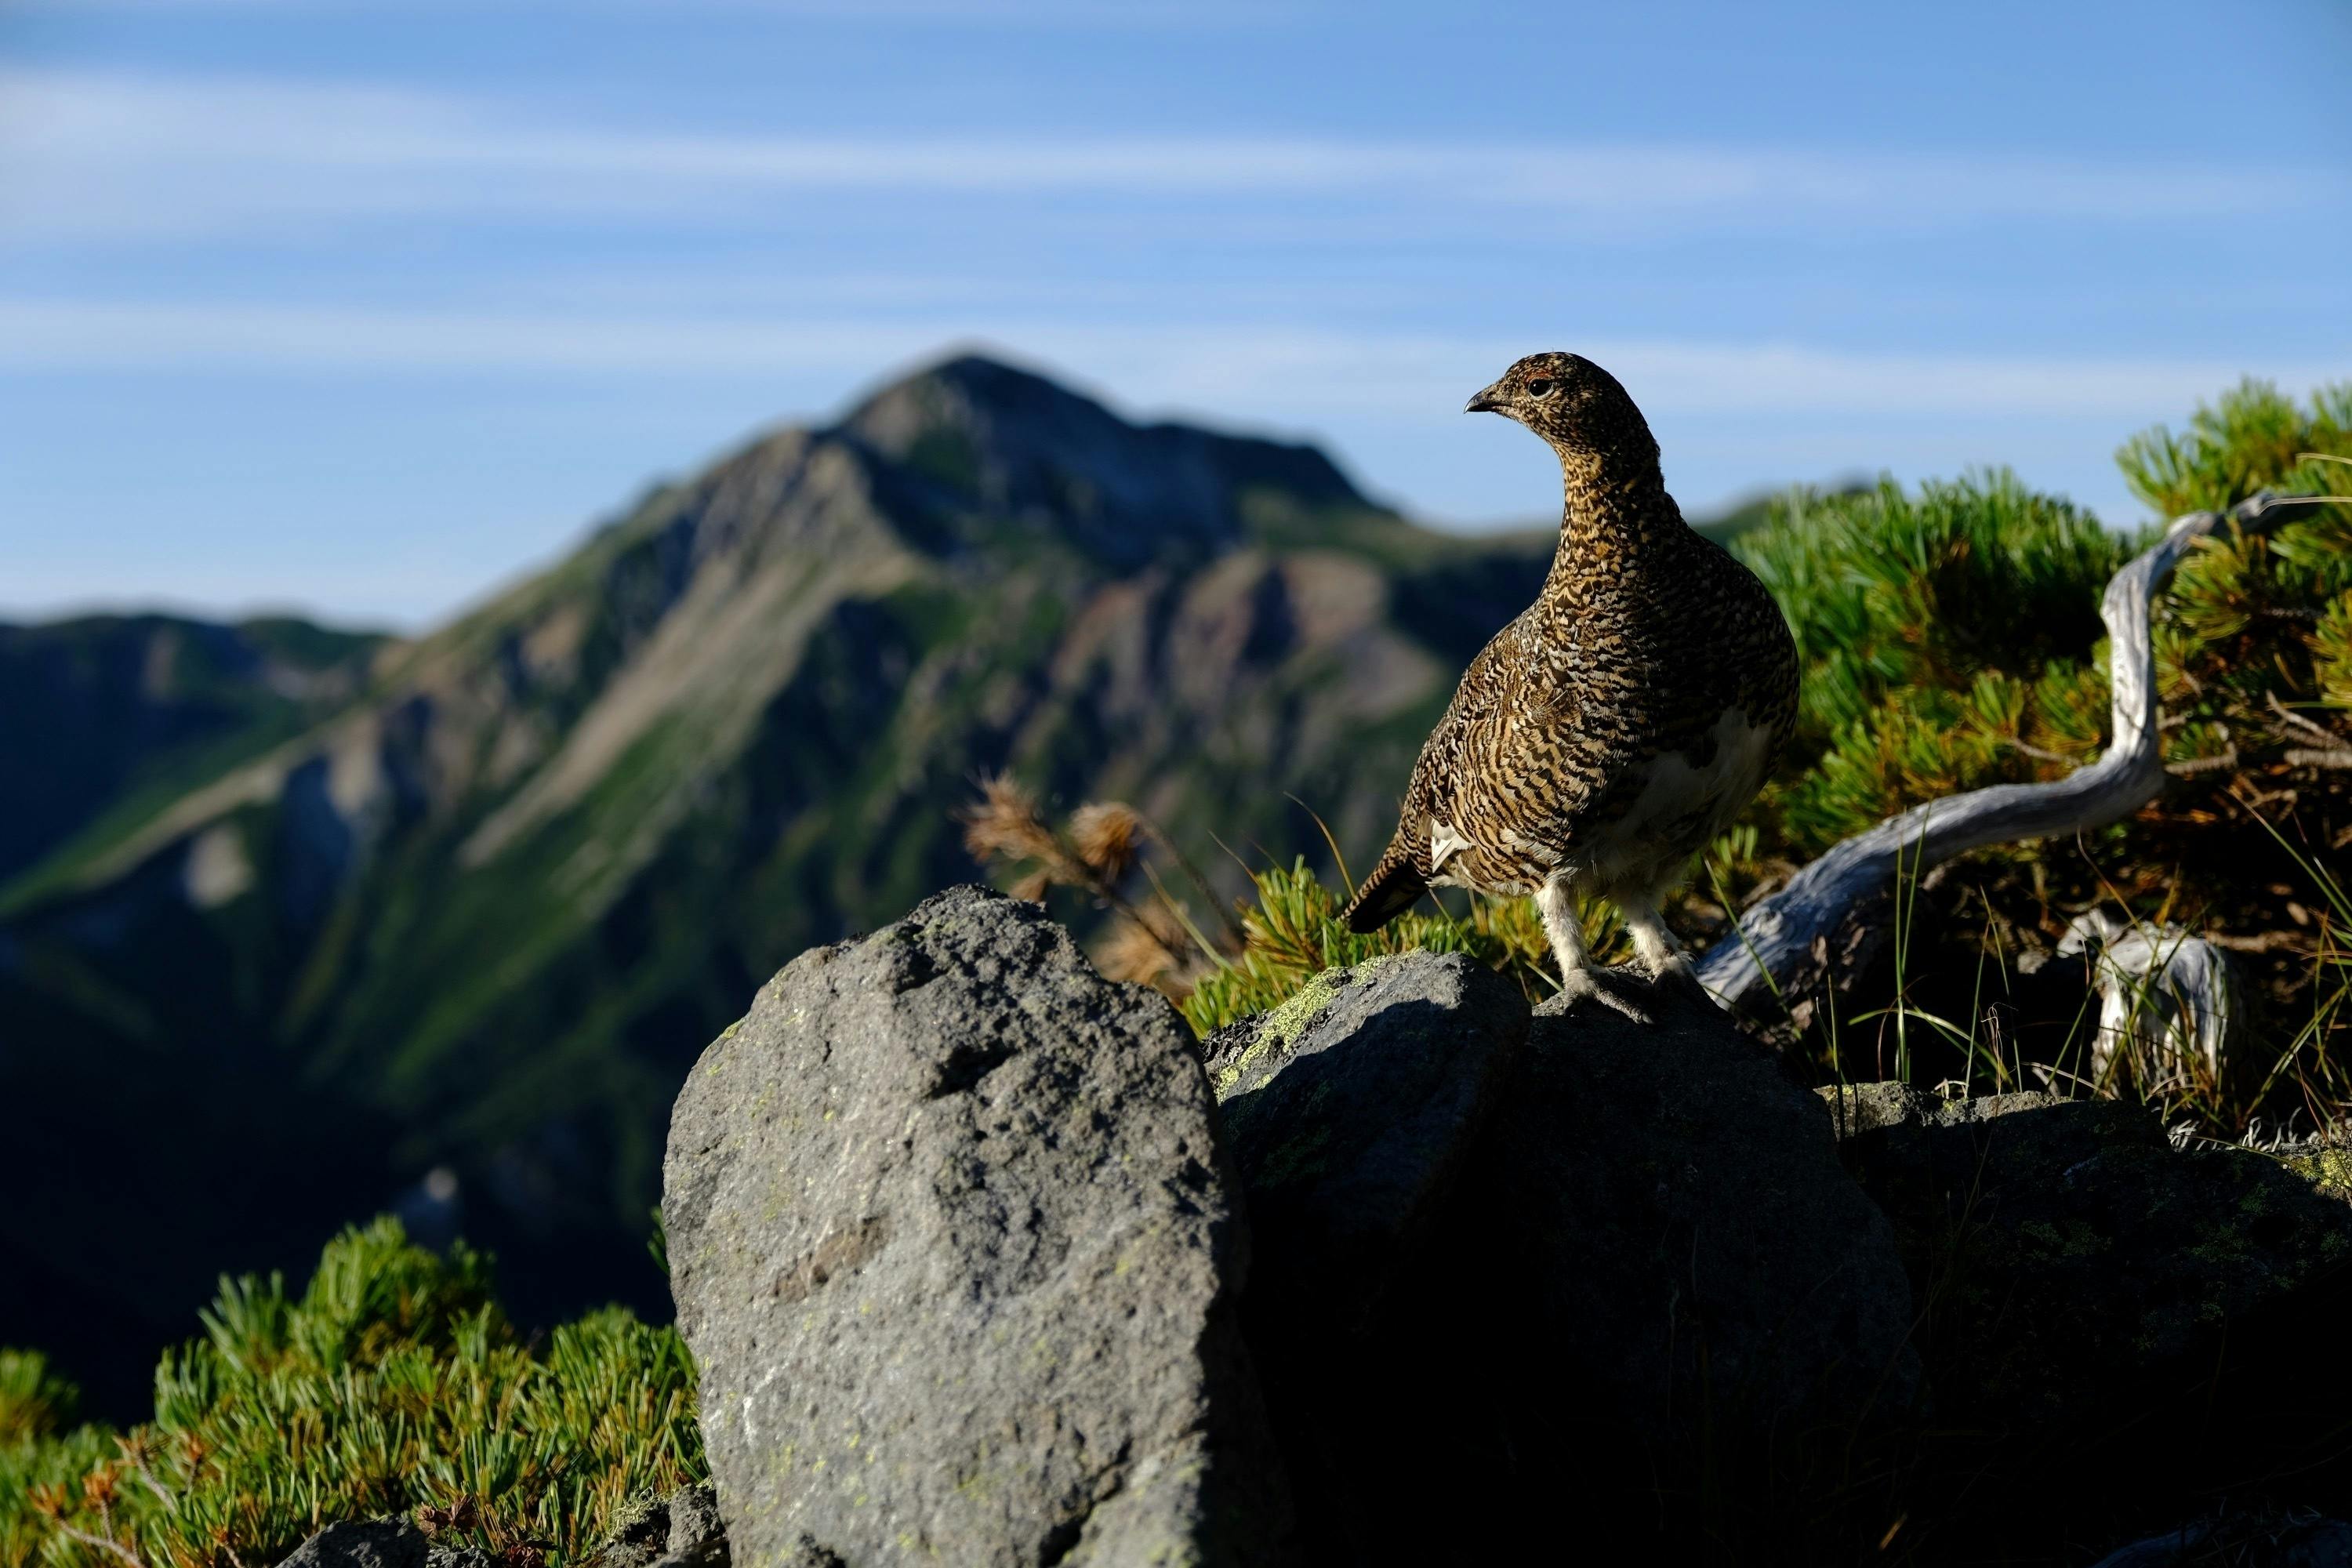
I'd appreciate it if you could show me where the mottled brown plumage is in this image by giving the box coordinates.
[1342,352,1799,1016]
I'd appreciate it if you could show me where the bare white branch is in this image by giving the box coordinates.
[1697,489,2334,1011]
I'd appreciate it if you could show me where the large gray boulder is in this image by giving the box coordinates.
[662,885,1293,1568]
[1210,950,1529,1327]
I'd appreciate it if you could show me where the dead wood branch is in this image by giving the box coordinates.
[1697,490,2334,1011]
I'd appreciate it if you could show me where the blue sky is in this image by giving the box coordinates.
[2,1,2347,629]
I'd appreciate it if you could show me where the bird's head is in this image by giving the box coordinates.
[1465,352,1657,474]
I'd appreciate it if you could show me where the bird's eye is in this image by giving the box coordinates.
[1526,378,1556,399]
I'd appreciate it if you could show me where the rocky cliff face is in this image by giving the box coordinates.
[0,354,1555,1403]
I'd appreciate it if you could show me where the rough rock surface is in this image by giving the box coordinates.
[585,1484,730,1568]
[275,1520,486,1568]
[2281,1138,2352,1201]
[659,1486,728,1568]
[586,1494,671,1568]
[1210,950,1528,1327]
[1475,981,1920,1439]
[278,1522,426,1568]
[662,885,1292,1568]
[1824,1083,2352,1427]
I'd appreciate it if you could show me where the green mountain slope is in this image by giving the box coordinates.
[0,355,1558,1410]
[0,615,383,896]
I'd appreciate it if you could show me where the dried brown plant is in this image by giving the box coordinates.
[1069,802,1144,884]
[960,773,1224,999]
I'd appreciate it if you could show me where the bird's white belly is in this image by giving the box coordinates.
[1578,706,1773,891]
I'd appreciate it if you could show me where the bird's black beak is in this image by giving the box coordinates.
[1465,379,1508,415]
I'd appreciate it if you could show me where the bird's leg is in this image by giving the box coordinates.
[1537,875,1650,1024]
[1616,890,1697,987]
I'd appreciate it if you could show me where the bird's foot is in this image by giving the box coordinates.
[1556,967,1655,1025]
[1641,951,1707,1000]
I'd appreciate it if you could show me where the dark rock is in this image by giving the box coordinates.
[581,1493,671,1568]
[277,1521,430,1568]
[1483,984,1921,1441]
[2090,1511,2352,1567]
[1210,952,1531,1561]
[1213,950,1529,1327]
[663,885,1293,1568]
[1214,964,1915,1561]
[583,1485,727,1568]
[1822,1083,2352,1428]
[659,1483,727,1568]
[1824,1083,2352,1558]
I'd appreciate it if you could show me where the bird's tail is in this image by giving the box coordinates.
[1341,839,1426,933]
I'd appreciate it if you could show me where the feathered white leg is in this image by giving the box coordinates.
[2092,984,2130,1094]
[1615,888,1696,986]
[1537,874,1650,1024]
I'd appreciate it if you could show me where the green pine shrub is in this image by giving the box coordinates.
[2125,382,2352,732]
[1727,471,2138,854]
[0,1355,81,1448]
[2,1219,702,1568]
[2,1354,116,1568]
[1723,378,2350,868]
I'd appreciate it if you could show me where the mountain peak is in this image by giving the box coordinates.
[840,351,1124,464]
[855,350,1093,417]
[836,350,1367,564]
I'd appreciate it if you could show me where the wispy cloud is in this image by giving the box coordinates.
[2,296,2332,424]
[2,68,2339,245]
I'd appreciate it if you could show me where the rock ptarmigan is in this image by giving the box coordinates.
[1342,352,1799,1018]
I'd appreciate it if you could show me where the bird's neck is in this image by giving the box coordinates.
[1545,447,1680,589]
